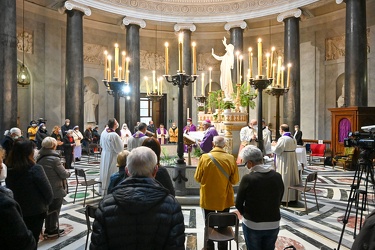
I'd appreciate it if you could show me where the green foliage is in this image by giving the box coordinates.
[223,101,235,109]
[206,90,224,110]
[192,147,202,158]
[239,84,257,109]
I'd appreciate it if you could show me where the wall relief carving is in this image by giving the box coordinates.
[17,31,33,54]
[84,43,106,65]
[198,52,220,71]
[140,50,165,70]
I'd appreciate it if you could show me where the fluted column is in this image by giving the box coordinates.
[0,0,17,132]
[337,0,367,106]
[123,17,146,128]
[59,1,91,129]
[225,21,247,86]
[174,23,196,126]
[278,9,302,128]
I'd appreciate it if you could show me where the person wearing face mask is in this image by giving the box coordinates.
[1,128,23,159]
[168,123,178,144]
[156,124,169,145]
[120,123,132,147]
[27,120,38,142]
[36,123,48,149]
[237,119,258,164]
[51,126,64,152]
[99,118,124,196]
[61,119,72,137]
[183,118,197,134]
[293,125,303,146]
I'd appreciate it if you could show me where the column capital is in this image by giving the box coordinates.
[174,23,196,32]
[122,17,146,28]
[336,0,345,4]
[224,21,247,31]
[58,0,91,16]
[277,8,302,22]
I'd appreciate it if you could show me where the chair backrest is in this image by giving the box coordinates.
[344,147,355,156]
[85,205,97,231]
[305,143,311,153]
[310,144,326,156]
[75,168,88,182]
[304,172,318,190]
[208,212,238,228]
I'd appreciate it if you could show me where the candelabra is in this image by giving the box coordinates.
[164,72,198,164]
[103,78,130,124]
[146,91,164,102]
[265,86,289,139]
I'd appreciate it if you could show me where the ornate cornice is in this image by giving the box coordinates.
[277,8,302,22]
[224,21,247,31]
[122,17,146,28]
[174,23,196,32]
[58,0,91,16]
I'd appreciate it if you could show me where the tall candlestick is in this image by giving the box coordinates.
[164,42,169,75]
[270,47,275,78]
[272,63,276,84]
[125,57,130,83]
[157,78,160,95]
[247,69,250,92]
[192,42,197,75]
[287,63,292,88]
[152,70,156,92]
[178,33,183,72]
[281,66,285,87]
[160,77,163,95]
[266,53,270,78]
[209,67,212,92]
[194,80,197,97]
[108,55,112,82]
[114,43,119,78]
[201,73,205,96]
[248,47,252,77]
[239,55,243,83]
[187,108,190,120]
[276,56,282,86]
[250,52,253,78]
[257,38,262,76]
[145,77,149,95]
[121,51,126,80]
[236,51,240,84]
[104,50,108,79]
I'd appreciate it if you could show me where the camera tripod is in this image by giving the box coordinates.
[337,149,375,250]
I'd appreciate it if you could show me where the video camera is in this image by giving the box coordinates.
[344,125,375,149]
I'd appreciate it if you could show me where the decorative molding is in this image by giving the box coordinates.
[174,23,196,32]
[17,31,33,54]
[83,43,107,65]
[140,50,165,70]
[336,0,345,4]
[122,17,146,28]
[277,8,302,22]
[58,0,92,16]
[224,21,247,31]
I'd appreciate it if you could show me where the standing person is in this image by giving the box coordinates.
[236,145,284,250]
[199,119,219,154]
[63,130,75,169]
[99,118,123,196]
[183,118,197,133]
[169,122,178,144]
[272,124,299,202]
[5,140,53,245]
[36,123,48,149]
[147,120,156,137]
[156,124,169,145]
[72,126,83,161]
[37,137,71,237]
[1,127,22,159]
[294,125,303,146]
[83,124,93,154]
[237,119,258,164]
[90,147,185,249]
[127,122,148,151]
[133,121,140,134]
[50,126,64,152]
[92,125,100,143]
[120,123,132,148]
[27,121,38,143]
[194,136,239,250]
[262,119,272,155]
[61,119,72,137]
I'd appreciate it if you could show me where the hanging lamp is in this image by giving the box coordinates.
[17,0,31,86]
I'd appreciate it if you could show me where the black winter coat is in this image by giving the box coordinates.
[90,177,185,250]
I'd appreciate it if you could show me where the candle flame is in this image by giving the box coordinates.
[271,47,275,51]
[179,33,183,43]
[192,42,196,47]
[122,51,126,56]
[281,66,285,71]
[104,50,108,55]
[287,63,292,67]
[236,51,240,56]
[239,55,243,60]
[107,55,112,60]
[248,47,252,52]
[144,76,148,80]
[266,53,270,57]
[209,67,212,71]
[115,43,118,48]
[258,38,262,43]
[165,42,169,47]
[126,57,130,62]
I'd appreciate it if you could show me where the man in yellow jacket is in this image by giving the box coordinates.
[194,135,239,250]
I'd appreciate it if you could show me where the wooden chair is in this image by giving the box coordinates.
[73,168,101,207]
[204,212,239,250]
[85,205,98,250]
[87,144,101,163]
[309,144,326,165]
[335,147,356,170]
[286,172,319,215]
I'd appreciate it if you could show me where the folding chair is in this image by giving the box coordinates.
[205,212,239,250]
[286,172,319,214]
[73,168,101,207]
[85,204,98,250]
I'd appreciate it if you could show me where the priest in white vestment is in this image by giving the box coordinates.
[99,119,123,196]
[272,124,300,202]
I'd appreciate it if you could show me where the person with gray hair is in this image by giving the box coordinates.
[37,137,71,237]
[127,122,148,151]
[195,135,239,250]
[236,145,284,250]
[1,127,22,160]
[90,146,185,249]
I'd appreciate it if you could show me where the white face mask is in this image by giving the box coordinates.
[187,122,191,125]
[42,127,46,130]
[13,136,19,140]
[32,124,37,127]
[253,125,258,130]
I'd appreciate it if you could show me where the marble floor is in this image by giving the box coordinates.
[34,155,374,250]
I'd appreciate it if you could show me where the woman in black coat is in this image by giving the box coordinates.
[62,130,75,169]
[5,140,53,246]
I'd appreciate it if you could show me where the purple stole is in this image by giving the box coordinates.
[157,128,167,144]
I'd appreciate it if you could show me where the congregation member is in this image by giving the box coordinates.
[72,126,84,161]
[92,125,100,143]
[237,119,258,163]
[90,147,185,249]
[0,147,6,182]
[199,119,218,154]
[37,137,71,238]
[156,123,169,145]
[168,122,178,144]
[36,123,48,149]
[272,124,299,202]
[107,150,129,194]
[147,120,156,137]
[50,126,64,152]
[1,127,22,159]
[142,137,175,196]
[63,130,75,169]
[262,119,272,155]
[236,145,284,250]
[194,136,239,250]
[5,140,53,245]
[294,125,304,146]
[127,122,148,151]
[27,121,38,143]
[120,123,132,147]
[183,118,197,133]
[61,119,72,137]
[83,124,94,151]
[133,121,140,134]
[99,118,123,196]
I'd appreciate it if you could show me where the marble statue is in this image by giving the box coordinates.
[212,37,234,100]
[337,84,345,107]
[84,87,99,124]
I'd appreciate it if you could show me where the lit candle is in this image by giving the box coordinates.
[178,33,183,72]
[287,63,292,88]
[276,56,282,86]
[192,42,197,75]
[257,38,262,77]
[160,78,163,94]
[164,42,169,75]
[157,78,160,95]
[281,66,285,87]
[266,53,270,78]
[270,47,275,78]
[201,73,205,96]
[104,50,108,79]
[272,63,276,84]
[239,55,243,84]
[194,80,197,97]
[236,51,240,84]
[114,43,119,79]
[125,57,130,83]
[121,51,126,80]
[250,52,253,78]
[209,67,212,92]
[152,70,156,92]
[187,108,190,120]
[108,55,112,81]
[145,76,149,95]
[247,69,250,92]
[119,67,122,81]
[248,47,252,76]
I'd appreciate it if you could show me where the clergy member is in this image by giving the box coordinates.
[156,124,169,145]
[199,119,218,153]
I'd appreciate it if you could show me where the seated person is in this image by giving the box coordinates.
[107,150,130,194]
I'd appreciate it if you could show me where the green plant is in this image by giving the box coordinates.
[223,100,235,110]
[238,84,257,109]
[197,105,205,112]
[192,147,202,158]
[206,90,224,110]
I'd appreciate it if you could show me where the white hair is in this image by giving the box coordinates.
[241,145,263,164]
[10,127,21,136]
[213,136,225,147]
[42,137,57,149]
[127,146,157,177]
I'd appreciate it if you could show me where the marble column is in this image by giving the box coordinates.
[0,0,17,132]
[337,0,367,107]
[123,18,145,128]
[278,9,302,128]
[59,1,91,129]
[175,24,196,126]
[225,21,247,87]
